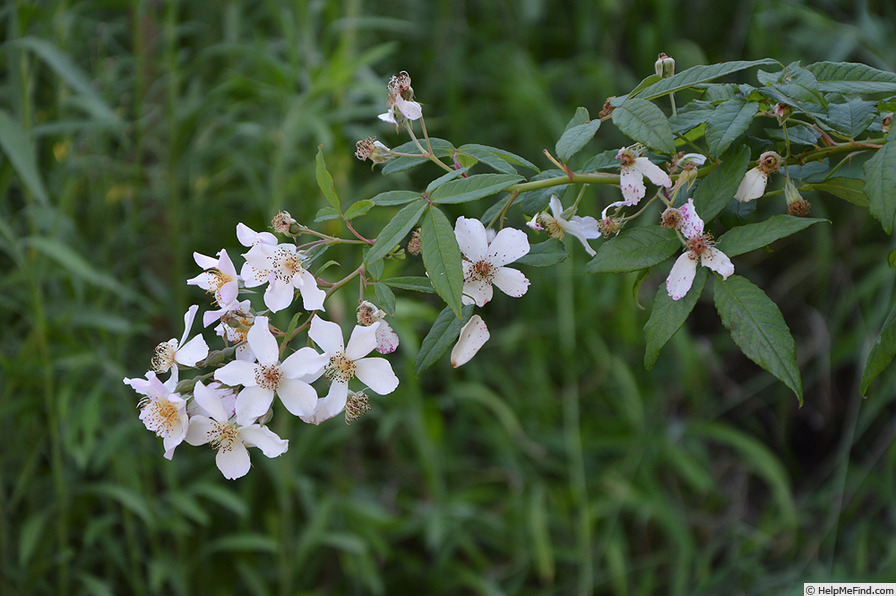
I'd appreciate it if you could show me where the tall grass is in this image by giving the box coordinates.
[2,0,896,594]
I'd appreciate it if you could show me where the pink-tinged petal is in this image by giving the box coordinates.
[282,346,328,379]
[276,377,318,417]
[354,357,399,395]
[238,425,289,458]
[619,166,646,205]
[679,198,704,239]
[193,251,218,270]
[309,316,345,355]
[375,323,400,354]
[492,266,530,299]
[454,217,488,262]
[549,195,563,218]
[214,359,257,387]
[263,279,294,313]
[186,271,214,292]
[395,96,422,120]
[634,157,672,188]
[462,277,494,307]
[486,227,530,267]
[193,381,228,422]
[451,315,489,367]
[378,110,396,124]
[666,252,699,300]
[526,213,544,231]
[345,324,379,361]
[734,168,768,202]
[185,415,215,446]
[247,316,279,365]
[175,334,209,367]
[701,247,734,279]
[297,269,326,312]
[180,305,200,345]
[235,386,274,426]
[216,440,251,480]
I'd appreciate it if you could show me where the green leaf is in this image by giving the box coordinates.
[313,206,340,222]
[611,98,675,154]
[425,166,471,194]
[455,146,515,174]
[634,59,781,100]
[644,268,708,370]
[315,147,340,211]
[715,215,828,257]
[420,206,464,316]
[374,282,396,316]
[705,100,758,159]
[555,119,601,162]
[807,177,868,207]
[0,110,50,205]
[364,200,427,265]
[824,98,876,138]
[382,276,434,292]
[415,304,474,374]
[563,106,591,130]
[515,238,569,267]
[457,144,538,171]
[342,199,375,220]
[712,275,803,404]
[429,173,522,204]
[669,101,715,134]
[864,139,896,234]
[861,303,896,396]
[371,190,421,206]
[806,61,896,94]
[585,226,679,273]
[692,145,751,221]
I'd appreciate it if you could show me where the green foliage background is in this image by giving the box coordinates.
[3,0,896,594]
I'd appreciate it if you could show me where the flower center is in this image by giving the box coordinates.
[272,247,303,283]
[686,234,712,258]
[151,342,176,373]
[139,397,180,437]
[254,363,283,390]
[537,213,563,239]
[209,421,240,453]
[324,352,356,384]
[468,260,495,283]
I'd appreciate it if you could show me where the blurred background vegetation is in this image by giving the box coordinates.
[3,0,896,594]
